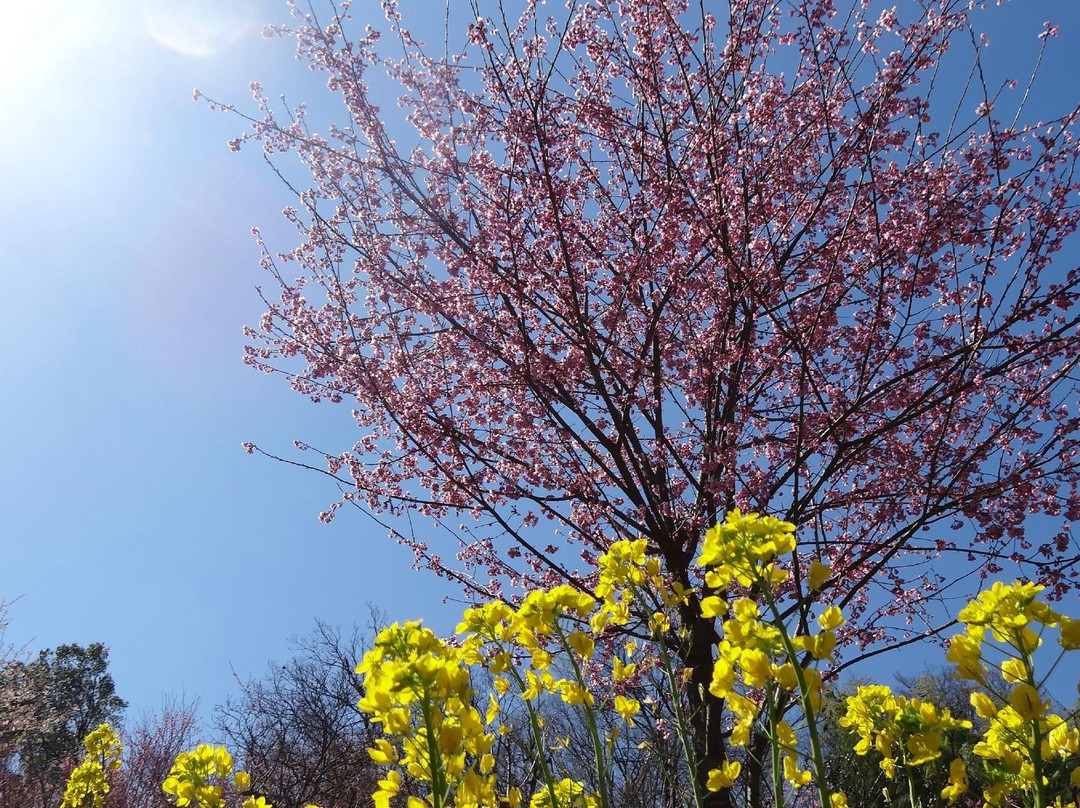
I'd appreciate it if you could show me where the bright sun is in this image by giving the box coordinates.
[0,0,259,145]
[0,4,52,111]
[0,2,135,128]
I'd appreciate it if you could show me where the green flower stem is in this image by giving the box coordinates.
[760,586,832,808]
[905,766,920,808]
[1029,721,1045,808]
[645,600,706,808]
[501,644,560,808]
[1018,640,1046,808]
[420,692,446,808]
[554,625,612,808]
[766,688,783,808]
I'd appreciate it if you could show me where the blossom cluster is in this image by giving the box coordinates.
[840,685,973,792]
[357,620,497,808]
[60,723,123,808]
[946,581,1080,806]
[355,511,1080,808]
[155,743,322,808]
[356,545,698,808]
[161,744,261,808]
[837,577,1080,808]
[694,511,846,803]
[353,511,857,808]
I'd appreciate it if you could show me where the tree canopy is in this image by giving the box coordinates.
[228,0,1079,615]
[0,643,126,808]
[213,1,1080,802]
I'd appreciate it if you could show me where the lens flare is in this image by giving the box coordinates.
[141,0,256,58]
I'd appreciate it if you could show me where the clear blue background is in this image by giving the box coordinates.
[1,0,1077,724]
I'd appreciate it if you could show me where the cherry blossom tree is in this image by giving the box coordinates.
[211,0,1080,802]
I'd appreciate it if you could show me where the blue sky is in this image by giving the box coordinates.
[0,0,462,722]
[1,0,1078,726]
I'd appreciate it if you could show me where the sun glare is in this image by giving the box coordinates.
[0,5,52,114]
[0,1,160,129]
[141,0,257,59]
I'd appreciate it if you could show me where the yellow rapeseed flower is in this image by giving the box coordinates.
[528,779,595,808]
[905,731,942,766]
[1046,719,1079,758]
[613,695,640,725]
[808,559,831,591]
[1059,616,1080,650]
[62,724,124,808]
[782,754,812,787]
[697,510,796,588]
[940,757,968,804]
[817,606,844,631]
[1009,683,1046,721]
[567,631,594,659]
[700,596,728,618]
[1000,657,1027,684]
[970,691,998,719]
[705,761,741,791]
[612,656,636,683]
[946,634,986,683]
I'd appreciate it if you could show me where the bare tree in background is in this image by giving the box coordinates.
[215,622,379,808]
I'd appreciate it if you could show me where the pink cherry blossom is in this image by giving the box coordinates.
[209,2,1080,801]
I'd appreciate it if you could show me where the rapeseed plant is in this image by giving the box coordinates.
[60,723,123,808]
[64,513,1080,808]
